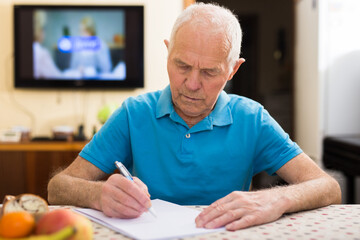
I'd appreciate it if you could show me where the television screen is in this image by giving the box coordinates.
[14,5,144,89]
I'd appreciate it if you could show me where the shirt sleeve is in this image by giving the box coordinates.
[252,107,303,176]
[79,102,132,174]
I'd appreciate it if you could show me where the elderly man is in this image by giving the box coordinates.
[48,3,341,231]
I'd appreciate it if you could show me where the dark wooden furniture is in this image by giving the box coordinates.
[323,135,360,203]
[0,141,87,201]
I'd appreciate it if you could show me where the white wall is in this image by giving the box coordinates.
[0,0,183,138]
[295,0,360,162]
[296,0,360,203]
[294,0,320,161]
[319,0,360,203]
[319,0,360,136]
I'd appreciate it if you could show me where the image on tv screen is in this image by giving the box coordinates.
[33,8,126,81]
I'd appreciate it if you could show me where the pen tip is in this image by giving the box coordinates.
[149,207,157,218]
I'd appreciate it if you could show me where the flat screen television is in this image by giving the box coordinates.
[14,5,144,89]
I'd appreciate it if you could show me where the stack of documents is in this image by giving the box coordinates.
[75,199,224,240]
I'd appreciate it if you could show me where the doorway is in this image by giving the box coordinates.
[198,0,295,189]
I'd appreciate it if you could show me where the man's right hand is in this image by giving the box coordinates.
[48,156,152,218]
[100,174,152,218]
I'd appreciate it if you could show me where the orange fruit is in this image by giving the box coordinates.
[0,211,35,238]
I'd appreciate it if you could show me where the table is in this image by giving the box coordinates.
[323,135,360,203]
[55,204,360,240]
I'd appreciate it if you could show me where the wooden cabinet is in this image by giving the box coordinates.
[0,142,87,201]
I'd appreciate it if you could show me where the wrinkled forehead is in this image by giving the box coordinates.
[171,22,230,59]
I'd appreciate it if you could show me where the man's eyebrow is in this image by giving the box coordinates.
[173,58,221,73]
[173,58,189,66]
[202,67,221,73]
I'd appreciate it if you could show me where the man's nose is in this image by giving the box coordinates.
[185,70,201,91]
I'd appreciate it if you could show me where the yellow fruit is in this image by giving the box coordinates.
[0,226,76,240]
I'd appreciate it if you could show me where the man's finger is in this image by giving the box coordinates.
[225,214,260,231]
[204,208,245,229]
[104,177,147,212]
[113,185,148,211]
[196,198,238,228]
[198,193,234,217]
[133,177,151,197]
[103,196,144,218]
[116,175,151,209]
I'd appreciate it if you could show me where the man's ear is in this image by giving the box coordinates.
[228,58,245,81]
[164,40,170,50]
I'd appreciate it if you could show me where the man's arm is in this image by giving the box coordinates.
[48,156,152,218]
[195,153,341,230]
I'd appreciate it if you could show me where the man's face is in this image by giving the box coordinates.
[166,23,241,122]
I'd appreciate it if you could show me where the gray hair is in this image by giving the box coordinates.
[168,2,242,67]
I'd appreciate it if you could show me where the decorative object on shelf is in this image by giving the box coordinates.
[52,126,74,142]
[0,130,22,143]
[0,126,31,143]
[97,103,118,124]
[74,124,87,141]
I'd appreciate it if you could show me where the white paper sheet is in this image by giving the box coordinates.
[75,199,224,240]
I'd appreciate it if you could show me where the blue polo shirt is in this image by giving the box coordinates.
[80,85,302,205]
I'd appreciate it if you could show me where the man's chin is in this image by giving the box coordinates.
[173,101,209,119]
[179,108,206,118]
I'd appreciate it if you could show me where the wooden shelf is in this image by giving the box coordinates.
[0,141,87,151]
[0,141,88,201]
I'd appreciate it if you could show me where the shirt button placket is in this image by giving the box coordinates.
[181,132,192,156]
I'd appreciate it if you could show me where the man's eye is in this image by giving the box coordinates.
[202,70,216,77]
[178,65,190,71]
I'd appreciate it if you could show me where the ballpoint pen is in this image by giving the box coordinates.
[115,161,157,218]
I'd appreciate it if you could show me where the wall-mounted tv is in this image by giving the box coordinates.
[14,5,144,89]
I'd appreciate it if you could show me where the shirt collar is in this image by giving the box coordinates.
[210,90,233,127]
[156,85,233,128]
[156,85,174,118]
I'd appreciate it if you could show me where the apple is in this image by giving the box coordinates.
[35,209,92,240]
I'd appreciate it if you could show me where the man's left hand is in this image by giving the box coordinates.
[195,190,287,231]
